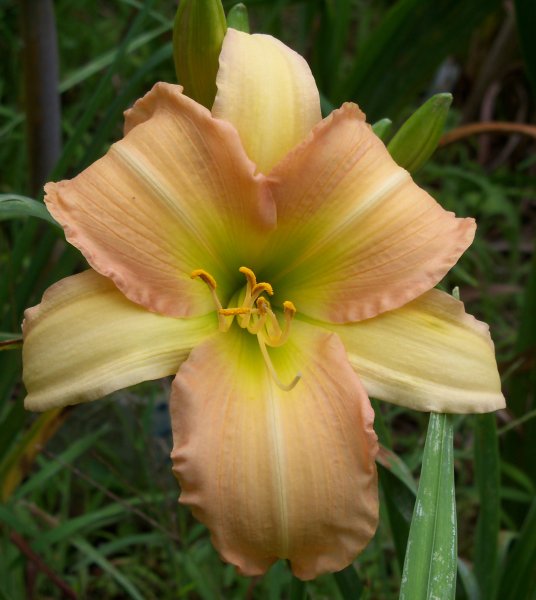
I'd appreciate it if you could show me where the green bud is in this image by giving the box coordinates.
[371,118,392,141]
[387,93,453,173]
[227,3,250,33]
[173,0,227,109]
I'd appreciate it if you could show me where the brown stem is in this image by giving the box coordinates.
[439,121,536,146]
[9,531,78,599]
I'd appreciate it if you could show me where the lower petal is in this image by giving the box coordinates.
[170,321,378,580]
[316,289,505,413]
[23,270,217,411]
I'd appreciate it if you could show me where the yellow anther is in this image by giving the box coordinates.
[256,296,270,315]
[239,266,257,289]
[252,282,274,297]
[283,300,296,317]
[190,269,217,290]
[192,266,299,390]
[219,307,252,316]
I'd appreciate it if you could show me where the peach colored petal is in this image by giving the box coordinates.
[170,321,378,580]
[264,103,475,323]
[23,270,217,411]
[45,83,275,318]
[314,288,505,412]
[212,29,321,174]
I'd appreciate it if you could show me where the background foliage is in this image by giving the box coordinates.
[0,0,535,598]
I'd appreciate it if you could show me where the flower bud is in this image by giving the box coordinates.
[387,93,452,173]
[227,3,250,33]
[372,118,392,141]
[173,0,227,108]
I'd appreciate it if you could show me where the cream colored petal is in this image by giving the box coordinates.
[23,270,217,411]
[313,288,505,413]
[170,320,378,580]
[265,103,475,323]
[212,29,321,174]
[45,83,275,318]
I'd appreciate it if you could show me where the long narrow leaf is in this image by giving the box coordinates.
[497,500,536,600]
[474,413,501,599]
[0,195,57,226]
[337,0,501,121]
[333,565,363,598]
[400,413,457,600]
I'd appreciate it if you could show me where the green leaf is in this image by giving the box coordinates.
[14,427,107,499]
[173,0,227,108]
[338,0,501,121]
[72,537,146,600]
[497,501,536,600]
[377,445,417,495]
[387,93,452,172]
[0,195,58,226]
[457,558,479,600]
[372,118,393,141]
[400,413,457,600]
[333,565,363,598]
[514,0,536,94]
[227,3,249,33]
[474,414,501,599]
[289,576,307,600]
[59,25,170,93]
[378,464,412,570]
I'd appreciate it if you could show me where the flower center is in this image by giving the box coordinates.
[191,267,301,391]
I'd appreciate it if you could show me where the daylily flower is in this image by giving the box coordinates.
[22,30,504,579]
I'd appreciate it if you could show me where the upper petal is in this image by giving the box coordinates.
[316,288,505,413]
[45,83,275,318]
[23,270,217,411]
[212,29,321,174]
[170,321,378,580]
[265,103,475,323]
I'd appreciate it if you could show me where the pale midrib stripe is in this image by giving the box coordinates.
[113,144,228,275]
[276,169,409,279]
[266,384,289,556]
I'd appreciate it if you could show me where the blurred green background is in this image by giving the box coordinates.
[0,0,535,598]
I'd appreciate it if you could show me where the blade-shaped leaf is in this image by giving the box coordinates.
[337,0,501,121]
[0,195,58,226]
[474,413,501,599]
[333,564,363,598]
[400,413,457,600]
[497,500,536,600]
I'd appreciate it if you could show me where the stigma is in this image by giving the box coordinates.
[191,267,301,391]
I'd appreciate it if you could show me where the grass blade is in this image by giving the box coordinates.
[333,564,363,598]
[338,0,501,121]
[474,413,501,599]
[497,500,536,600]
[0,195,58,226]
[400,413,457,600]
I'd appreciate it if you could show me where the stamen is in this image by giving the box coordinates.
[239,266,257,289]
[252,282,274,298]
[219,307,252,316]
[191,269,227,331]
[266,301,296,347]
[190,269,217,290]
[283,300,296,317]
[192,267,299,390]
[257,336,301,392]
